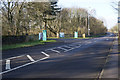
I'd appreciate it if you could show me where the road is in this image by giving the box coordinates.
[1,33,117,79]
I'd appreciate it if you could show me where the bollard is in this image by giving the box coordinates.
[82,34,86,38]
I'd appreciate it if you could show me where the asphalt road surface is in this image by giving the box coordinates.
[1,33,117,79]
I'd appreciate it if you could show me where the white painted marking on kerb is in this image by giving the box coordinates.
[6,60,11,70]
[0,52,50,75]
[27,55,35,62]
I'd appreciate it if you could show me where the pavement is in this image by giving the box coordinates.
[98,37,119,79]
[1,33,119,80]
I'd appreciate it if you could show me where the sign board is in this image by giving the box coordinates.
[118,17,120,23]
[74,32,78,38]
[39,33,43,40]
[43,30,47,41]
[60,32,64,38]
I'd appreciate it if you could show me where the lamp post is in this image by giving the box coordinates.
[87,13,90,36]
[87,8,96,36]
[118,1,120,39]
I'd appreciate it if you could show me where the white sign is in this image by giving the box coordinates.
[39,33,43,40]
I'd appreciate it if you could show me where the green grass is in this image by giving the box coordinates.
[48,36,99,39]
[59,37,91,39]
[2,40,56,50]
[118,38,120,53]
[48,37,57,39]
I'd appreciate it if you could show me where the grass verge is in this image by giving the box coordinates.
[2,40,56,50]
[48,36,103,39]
[118,38,120,53]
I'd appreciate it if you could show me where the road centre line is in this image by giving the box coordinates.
[27,55,35,62]
[0,52,50,75]
[5,60,11,70]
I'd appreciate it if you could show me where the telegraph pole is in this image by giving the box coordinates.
[87,13,90,36]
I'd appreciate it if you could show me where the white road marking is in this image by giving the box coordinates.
[50,49,60,53]
[27,55,35,62]
[0,52,50,75]
[75,45,81,48]
[5,60,11,70]
[57,47,68,51]
[64,48,74,52]
[41,52,50,57]
[106,39,109,40]
[68,45,75,47]
[64,46,73,49]
[6,55,25,60]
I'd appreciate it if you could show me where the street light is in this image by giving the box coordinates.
[118,1,120,39]
[87,8,96,36]
[87,13,90,36]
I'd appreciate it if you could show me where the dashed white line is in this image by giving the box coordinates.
[5,60,11,70]
[27,55,35,62]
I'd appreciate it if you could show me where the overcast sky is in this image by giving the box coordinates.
[57,0,119,29]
